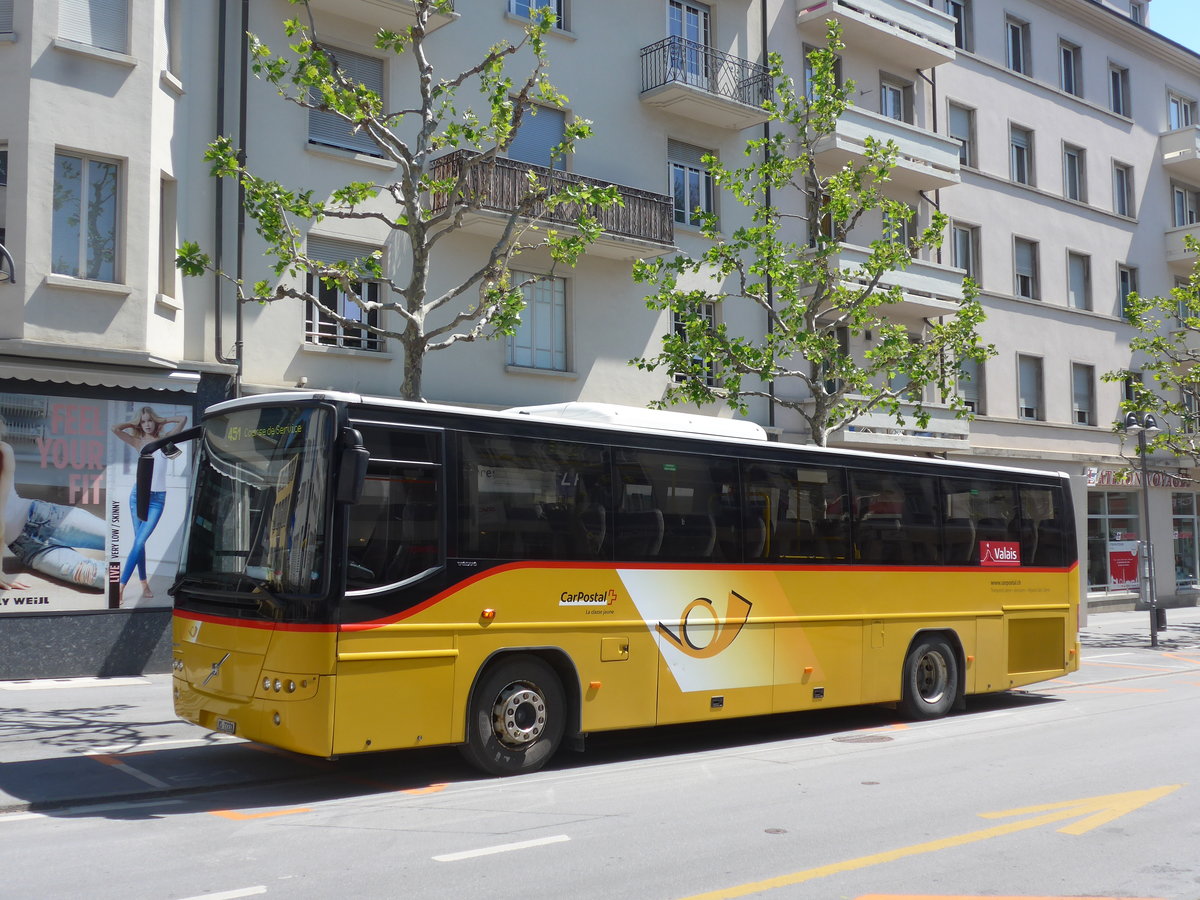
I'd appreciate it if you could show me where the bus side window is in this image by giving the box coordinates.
[742,462,848,563]
[942,477,1019,566]
[851,471,941,565]
[1021,486,1067,567]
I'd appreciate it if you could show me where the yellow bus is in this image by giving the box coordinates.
[154,392,1079,776]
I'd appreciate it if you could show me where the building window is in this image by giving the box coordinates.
[1005,16,1030,75]
[673,302,717,387]
[0,0,12,34]
[59,0,128,53]
[158,176,177,300]
[1183,388,1200,432]
[1118,264,1138,317]
[1059,41,1081,96]
[948,102,975,167]
[1017,354,1044,420]
[802,44,843,101]
[305,236,384,351]
[52,151,120,283]
[308,47,385,157]
[958,356,983,414]
[1112,162,1133,217]
[1068,251,1091,311]
[1169,92,1197,130]
[880,76,913,123]
[507,271,567,371]
[668,0,710,87]
[0,146,7,185]
[1014,237,1039,299]
[1063,144,1086,201]
[508,0,566,29]
[1071,362,1095,425]
[1129,1,1145,25]
[951,221,979,281]
[1109,64,1131,116]
[669,139,714,227]
[1010,126,1032,185]
[164,0,182,77]
[509,103,567,170]
[1173,182,1200,227]
[1087,491,1139,592]
[945,0,970,51]
[1173,493,1199,589]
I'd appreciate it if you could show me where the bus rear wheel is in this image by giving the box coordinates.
[461,655,565,777]
[900,637,958,720]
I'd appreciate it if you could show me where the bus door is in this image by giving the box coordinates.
[333,421,454,754]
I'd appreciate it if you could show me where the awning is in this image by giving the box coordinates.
[0,359,200,393]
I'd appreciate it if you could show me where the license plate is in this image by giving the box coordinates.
[216,718,237,735]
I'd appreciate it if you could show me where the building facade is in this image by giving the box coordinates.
[0,0,1195,676]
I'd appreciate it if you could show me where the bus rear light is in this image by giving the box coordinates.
[481,608,496,620]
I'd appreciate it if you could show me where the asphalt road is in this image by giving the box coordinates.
[3,608,1200,900]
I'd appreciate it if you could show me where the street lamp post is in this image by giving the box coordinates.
[1123,412,1162,647]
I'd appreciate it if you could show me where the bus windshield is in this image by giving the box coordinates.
[178,405,332,607]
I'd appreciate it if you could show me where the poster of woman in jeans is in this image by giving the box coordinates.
[0,392,191,612]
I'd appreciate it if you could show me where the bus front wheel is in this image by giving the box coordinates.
[899,637,958,720]
[461,655,565,776]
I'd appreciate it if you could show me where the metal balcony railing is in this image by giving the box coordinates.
[640,36,772,110]
[430,150,674,248]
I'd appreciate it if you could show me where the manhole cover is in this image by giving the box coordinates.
[832,734,893,743]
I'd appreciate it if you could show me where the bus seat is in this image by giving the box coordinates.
[616,509,664,560]
[944,517,976,564]
[659,513,716,560]
[579,503,607,557]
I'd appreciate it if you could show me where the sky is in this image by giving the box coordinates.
[1149,0,1200,54]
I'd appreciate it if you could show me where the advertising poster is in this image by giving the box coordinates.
[0,392,190,613]
[1108,540,1141,591]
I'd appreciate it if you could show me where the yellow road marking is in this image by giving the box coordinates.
[676,785,1181,900]
[210,808,310,820]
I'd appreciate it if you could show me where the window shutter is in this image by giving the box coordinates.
[59,0,128,52]
[0,0,13,33]
[667,139,710,169]
[508,106,566,169]
[306,235,377,264]
[308,47,384,156]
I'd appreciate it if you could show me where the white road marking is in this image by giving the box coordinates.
[0,676,151,690]
[87,737,242,754]
[433,834,571,862]
[176,888,267,900]
[85,752,172,790]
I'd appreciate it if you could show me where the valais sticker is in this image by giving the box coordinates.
[980,541,1021,567]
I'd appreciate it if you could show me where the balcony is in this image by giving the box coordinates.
[795,0,957,71]
[430,150,675,261]
[1161,126,1200,182]
[814,105,960,192]
[825,401,970,453]
[640,37,772,131]
[304,0,456,32]
[1166,222,1200,274]
[823,242,964,320]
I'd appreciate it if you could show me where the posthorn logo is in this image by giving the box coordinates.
[980,541,1021,567]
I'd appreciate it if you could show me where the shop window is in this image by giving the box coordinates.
[1173,493,1200,589]
[1087,491,1140,592]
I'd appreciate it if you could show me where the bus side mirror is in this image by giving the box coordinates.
[337,428,369,505]
[136,454,155,520]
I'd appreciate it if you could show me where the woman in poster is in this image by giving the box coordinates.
[112,406,188,602]
[0,415,107,591]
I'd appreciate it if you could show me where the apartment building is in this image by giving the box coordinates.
[0,0,1195,675]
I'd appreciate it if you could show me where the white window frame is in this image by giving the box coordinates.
[669,139,715,228]
[1067,251,1091,311]
[1063,143,1085,201]
[1014,237,1039,299]
[508,0,566,30]
[951,221,979,281]
[58,0,128,53]
[673,302,718,387]
[1005,16,1030,76]
[879,75,912,124]
[304,236,385,352]
[1071,362,1095,426]
[1118,264,1138,318]
[1113,161,1134,217]
[1017,354,1044,420]
[1169,92,1197,130]
[948,102,975,168]
[1109,64,1131,117]
[1059,40,1081,96]
[958,356,983,415]
[51,150,122,283]
[507,271,568,372]
[1010,125,1032,185]
[945,0,970,52]
[308,47,385,157]
[1173,182,1200,227]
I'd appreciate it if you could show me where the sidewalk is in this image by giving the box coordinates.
[3,608,1200,815]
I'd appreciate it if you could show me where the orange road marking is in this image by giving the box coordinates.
[210,808,310,820]
[402,783,448,795]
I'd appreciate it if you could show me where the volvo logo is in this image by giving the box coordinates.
[202,652,231,687]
